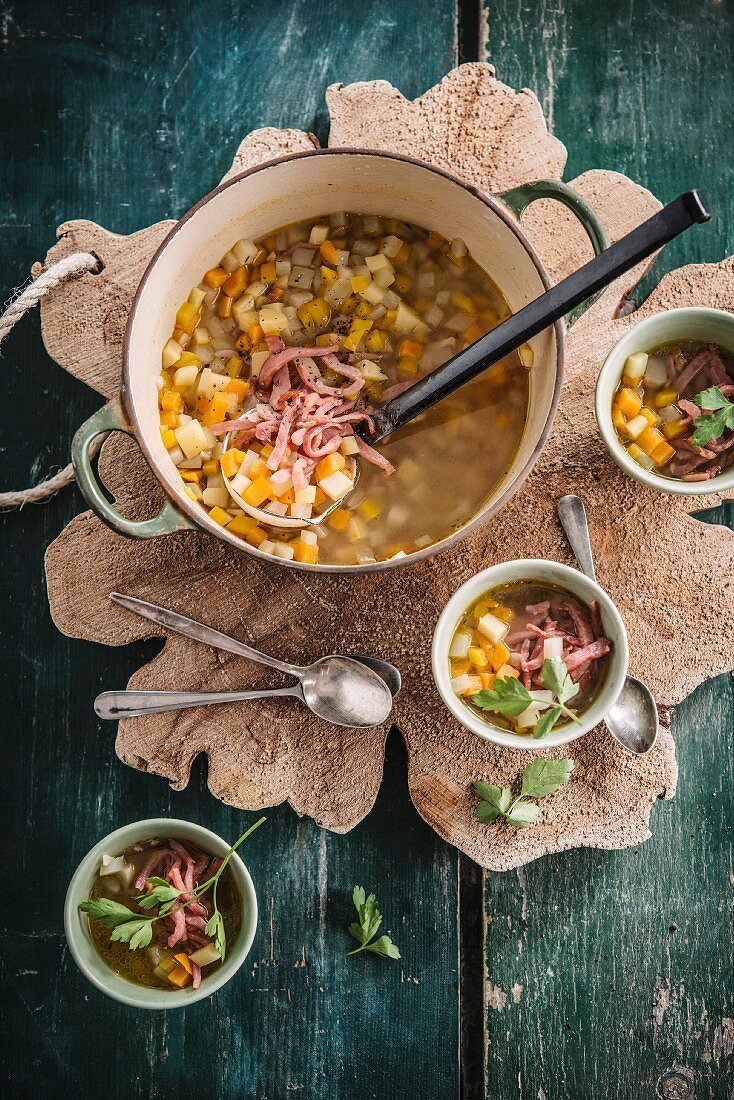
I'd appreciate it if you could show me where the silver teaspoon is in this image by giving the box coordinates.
[556,495,659,755]
[97,592,395,729]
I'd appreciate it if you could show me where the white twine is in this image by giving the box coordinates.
[0,251,101,509]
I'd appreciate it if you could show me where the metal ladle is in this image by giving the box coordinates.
[556,495,658,755]
[94,593,396,729]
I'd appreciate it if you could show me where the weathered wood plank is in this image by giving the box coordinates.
[0,3,461,1097]
[482,3,733,1096]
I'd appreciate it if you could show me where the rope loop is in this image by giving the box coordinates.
[0,252,100,509]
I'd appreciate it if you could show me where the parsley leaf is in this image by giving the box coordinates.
[110,919,154,950]
[347,886,401,960]
[206,910,226,962]
[532,704,562,740]
[473,758,574,830]
[692,386,734,446]
[472,676,532,717]
[540,658,582,726]
[78,898,138,928]
[135,882,181,910]
[521,757,575,798]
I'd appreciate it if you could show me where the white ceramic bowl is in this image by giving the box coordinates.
[432,559,629,750]
[64,818,258,1009]
[595,306,734,496]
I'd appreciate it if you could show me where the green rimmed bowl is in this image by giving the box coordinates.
[64,818,258,1009]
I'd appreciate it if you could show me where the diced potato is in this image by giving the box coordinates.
[393,301,422,334]
[340,436,361,456]
[627,443,655,471]
[233,238,260,264]
[623,351,648,381]
[250,350,270,378]
[319,470,353,501]
[258,303,289,336]
[476,612,510,645]
[174,419,210,459]
[294,485,317,505]
[623,413,649,440]
[173,363,200,389]
[162,338,184,368]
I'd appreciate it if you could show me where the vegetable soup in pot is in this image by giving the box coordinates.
[158,212,530,566]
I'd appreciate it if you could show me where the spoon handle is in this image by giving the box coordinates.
[110,592,303,678]
[95,685,301,719]
[363,190,710,443]
[556,495,597,581]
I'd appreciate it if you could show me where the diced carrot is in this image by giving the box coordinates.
[261,260,277,284]
[320,239,339,265]
[202,459,218,476]
[314,486,326,506]
[167,965,192,988]
[220,448,245,478]
[460,676,484,696]
[223,266,248,298]
[175,301,199,334]
[615,387,642,419]
[654,389,679,409]
[496,663,520,680]
[217,296,233,319]
[293,539,319,565]
[203,267,230,288]
[637,425,666,457]
[160,390,183,413]
[315,452,346,482]
[243,477,272,507]
[179,469,202,483]
[248,322,264,344]
[488,642,510,672]
[462,322,484,344]
[248,458,270,480]
[174,953,194,975]
[226,378,250,398]
[650,440,676,466]
[612,407,628,435]
[328,508,350,532]
[397,338,423,360]
[159,410,179,429]
[281,487,296,505]
[492,605,513,623]
[245,525,268,547]
[478,672,494,689]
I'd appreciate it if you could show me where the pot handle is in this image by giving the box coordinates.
[71,401,199,539]
[496,179,610,320]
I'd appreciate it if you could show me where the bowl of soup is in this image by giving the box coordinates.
[72,149,607,571]
[596,307,734,496]
[432,560,629,749]
[64,818,258,1008]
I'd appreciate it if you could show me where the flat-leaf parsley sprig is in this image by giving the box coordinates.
[473,758,574,829]
[691,385,734,447]
[347,886,401,959]
[80,816,266,961]
[471,656,582,739]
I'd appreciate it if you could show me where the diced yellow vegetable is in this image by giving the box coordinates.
[297,298,331,330]
[398,338,422,360]
[159,410,179,429]
[654,389,679,409]
[320,239,340,265]
[207,506,231,527]
[220,449,245,478]
[174,953,194,975]
[450,291,476,314]
[162,338,184,368]
[397,357,420,376]
[460,675,484,696]
[364,330,387,353]
[217,295,233,319]
[320,264,338,286]
[357,498,381,521]
[662,419,688,441]
[226,514,260,538]
[467,646,488,670]
[197,393,231,427]
[175,301,199,334]
[488,642,510,672]
[462,322,484,344]
[179,469,202,484]
[261,260,277,284]
[167,965,192,988]
[612,407,628,435]
[393,273,411,295]
[160,428,177,449]
[350,273,371,294]
[160,390,183,413]
[639,407,659,426]
[343,319,373,352]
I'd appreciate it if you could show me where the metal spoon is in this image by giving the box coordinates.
[556,495,658,755]
[95,592,395,728]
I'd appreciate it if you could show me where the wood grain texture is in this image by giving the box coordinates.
[0,3,461,1098]
[482,2,734,1096]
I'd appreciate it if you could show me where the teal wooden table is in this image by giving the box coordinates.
[1,3,731,1097]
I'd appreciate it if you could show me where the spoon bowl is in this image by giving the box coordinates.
[556,495,658,755]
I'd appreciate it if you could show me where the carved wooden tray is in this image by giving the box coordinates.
[42,65,733,870]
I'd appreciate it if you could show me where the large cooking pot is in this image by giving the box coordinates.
[72,149,607,573]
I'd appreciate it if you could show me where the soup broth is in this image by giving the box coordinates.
[86,837,241,991]
[159,213,529,565]
[449,581,612,738]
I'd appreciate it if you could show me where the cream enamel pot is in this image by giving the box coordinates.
[72,149,608,573]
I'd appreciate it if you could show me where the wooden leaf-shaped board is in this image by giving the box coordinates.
[42,65,733,870]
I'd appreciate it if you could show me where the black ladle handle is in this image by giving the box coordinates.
[361,190,710,445]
